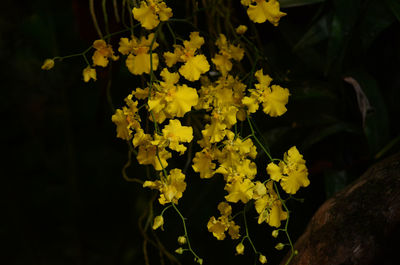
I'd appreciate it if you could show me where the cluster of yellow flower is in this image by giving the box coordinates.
[42,0,309,264]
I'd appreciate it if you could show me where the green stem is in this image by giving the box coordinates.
[246,115,273,161]
[171,203,202,262]
[273,182,295,265]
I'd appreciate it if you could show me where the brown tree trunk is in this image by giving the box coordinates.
[282,153,400,265]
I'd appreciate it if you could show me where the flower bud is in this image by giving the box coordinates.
[259,254,267,264]
[196,258,203,265]
[177,236,187,245]
[236,25,248,35]
[275,243,285,250]
[236,242,244,255]
[272,230,279,238]
[175,247,183,254]
[152,215,164,230]
[41,59,55,70]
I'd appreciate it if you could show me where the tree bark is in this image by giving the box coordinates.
[282,153,400,265]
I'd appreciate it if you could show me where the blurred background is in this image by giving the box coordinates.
[2,0,400,264]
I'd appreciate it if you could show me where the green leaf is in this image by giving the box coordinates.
[325,0,361,74]
[294,14,330,51]
[385,0,400,21]
[301,122,360,150]
[324,170,348,198]
[359,1,395,51]
[280,0,325,8]
[347,70,391,155]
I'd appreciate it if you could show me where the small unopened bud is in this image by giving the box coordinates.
[152,215,164,230]
[272,230,279,238]
[236,25,248,35]
[196,258,203,265]
[259,254,267,264]
[294,250,299,256]
[236,243,244,255]
[177,236,187,245]
[41,59,55,70]
[275,243,285,250]
[175,247,184,254]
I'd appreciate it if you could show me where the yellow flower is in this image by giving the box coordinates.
[152,215,164,230]
[212,34,244,75]
[136,139,172,170]
[241,0,286,26]
[224,178,254,203]
[242,69,289,117]
[143,168,187,204]
[92,39,119,67]
[207,216,228,240]
[119,33,159,75]
[148,69,199,122]
[217,201,232,216]
[160,119,193,154]
[192,149,216,179]
[235,25,248,35]
[133,0,173,30]
[111,109,131,140]
[228,223,240,239]
[266,146,310,194]
[82,66,96,82]
[236,243,244,255]
[163,32,210,81]
[41,59,54,70]
[254,182,287,227]
[201,119,227,143]
[207,201,240,240]
[111,93,141,141]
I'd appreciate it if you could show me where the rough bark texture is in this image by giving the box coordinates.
[282,152,400,265]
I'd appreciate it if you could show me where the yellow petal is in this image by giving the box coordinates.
[111,109,131,140]
[82,66,97,82]
[133,3,159,30]
[247,0,286,26]
[165,84,198,117]
[179,55,210,81]
[266,162,283,182]
[126,53,159,75]
[261,85,289,117]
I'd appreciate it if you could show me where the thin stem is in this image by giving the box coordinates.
[113,0,120,23]
[246,115,273,161]
[89,0,103,39]
[102,0,110,39]
[171,203,202,262]
[242,209,258,254]
[122,144,143,184]
[273,182,295,265]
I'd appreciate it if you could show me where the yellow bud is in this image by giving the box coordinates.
[177,236,187,245]
[236,242,244,255]
[152,215,164,230]
[294,250,299,255]
[259,254,267,264]
[275,243,285,250]
[236,25,248,35]
[272,230,279,238]
[175,247,184,254]
[196,258,203,265]
[41,59,55,70]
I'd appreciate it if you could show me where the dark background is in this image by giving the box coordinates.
[3,0,400,264]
